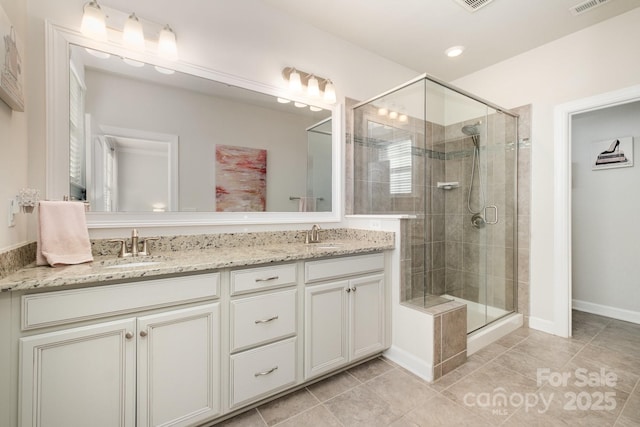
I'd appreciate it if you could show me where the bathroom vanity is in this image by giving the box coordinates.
[0,232,393,427]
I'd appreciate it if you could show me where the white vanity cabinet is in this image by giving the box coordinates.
[18,273,221,427]
[228,263,299,409]
[304,253,387,379]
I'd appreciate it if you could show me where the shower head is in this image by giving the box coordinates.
[461,124,480,147]
[461,124,479,137]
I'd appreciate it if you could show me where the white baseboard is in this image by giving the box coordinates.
[528,316,567,337]
[383,345,433,382]
[573,299,640,325]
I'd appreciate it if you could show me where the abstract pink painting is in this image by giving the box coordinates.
[215,145,267,212]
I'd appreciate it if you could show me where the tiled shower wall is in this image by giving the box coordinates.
[347,98,532,323]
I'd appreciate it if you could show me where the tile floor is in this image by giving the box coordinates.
[216,311,640,426]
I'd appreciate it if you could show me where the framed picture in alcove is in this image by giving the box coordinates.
[0,4,24,112]
[591,136,634,171]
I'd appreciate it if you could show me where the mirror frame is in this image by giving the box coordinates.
[45,22,343,228]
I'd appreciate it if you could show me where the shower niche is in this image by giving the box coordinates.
[352,75,518,334]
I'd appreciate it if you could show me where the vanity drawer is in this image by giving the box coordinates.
[230,289,297,352]
[230,263,297,295]
[305,253,384,283]
[21,273,220,330]
[229,337,297,408]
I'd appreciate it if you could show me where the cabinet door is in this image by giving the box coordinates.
[304,281,349,379]
[20,318,136,427]
[349,274,385,360]
[137,303,220,427]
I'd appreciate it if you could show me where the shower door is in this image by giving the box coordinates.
[428,81,517,333]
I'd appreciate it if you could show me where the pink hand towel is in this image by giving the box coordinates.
[36,201,93,267]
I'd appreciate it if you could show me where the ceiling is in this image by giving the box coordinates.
[263,0,640,81]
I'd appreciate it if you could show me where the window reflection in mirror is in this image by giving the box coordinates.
[68,44,332,213]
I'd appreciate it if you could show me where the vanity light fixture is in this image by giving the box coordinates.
[158,25,178,60]
[79,4,179,61]
[282,67,337,104]
[388,110,399,120]
[378,107,388,116]
[80,1,107,42]
[123,13,145,52]
[399,114,408,123]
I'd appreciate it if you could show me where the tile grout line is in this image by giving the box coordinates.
[612,374,639,426]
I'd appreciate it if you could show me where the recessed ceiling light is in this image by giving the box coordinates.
[445,46,465,58]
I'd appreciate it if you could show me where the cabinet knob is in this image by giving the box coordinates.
[351,286,357,292]
[140,330,148,337]
[125,332,134,340]
[346,288,351,293]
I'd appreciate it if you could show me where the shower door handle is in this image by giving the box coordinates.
[484,205,498,225]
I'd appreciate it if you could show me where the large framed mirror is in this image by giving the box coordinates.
[46,23,342,228]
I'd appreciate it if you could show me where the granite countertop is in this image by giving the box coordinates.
[0,239,393,293]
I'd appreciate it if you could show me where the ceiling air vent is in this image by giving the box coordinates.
[453,0,495,13]
[570,0,611,15]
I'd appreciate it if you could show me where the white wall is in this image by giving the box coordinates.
[571,101,640,316]
[0,0,28,252]
[453,8,640,332]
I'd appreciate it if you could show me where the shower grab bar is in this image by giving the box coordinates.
[484,205,498,225]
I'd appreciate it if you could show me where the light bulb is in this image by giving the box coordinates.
[389,111,398,120]
[294,102,307,108]
[122,58,145,67]
[307,75,320,97]
[80,1,107,42]
[158,25,178,60]
[123,13,145,52]
[399,114,408,122]
[288,69,302,92]
[309,106,323,112]
[155,66,175,75]
[378,107,388,116]
[277,98,291,104]
[323,80,336,104]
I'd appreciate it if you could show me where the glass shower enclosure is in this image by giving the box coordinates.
[352,75,518,333]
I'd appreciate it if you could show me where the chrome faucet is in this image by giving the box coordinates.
[109,229,158,257]
[306,224,322,244]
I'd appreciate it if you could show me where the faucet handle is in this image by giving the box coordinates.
[140,237,159,256]
[109,239,130,258]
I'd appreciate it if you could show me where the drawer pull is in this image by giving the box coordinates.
[254,315,279,324]
[255,276,279,282]
[254,366,278,377]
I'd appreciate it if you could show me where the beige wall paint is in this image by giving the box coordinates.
[453,8,640,331]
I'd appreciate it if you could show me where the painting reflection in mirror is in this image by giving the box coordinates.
[68,44,331,213]
[215,145,267,212]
